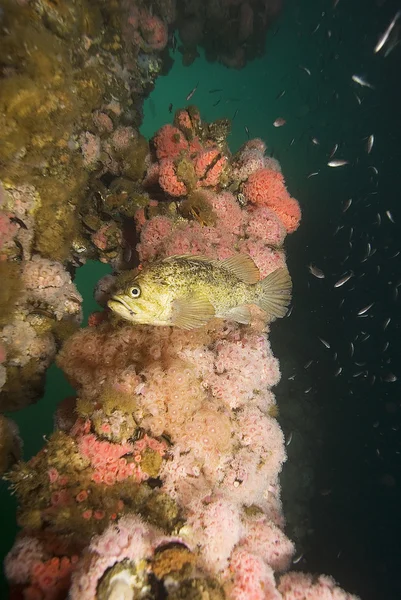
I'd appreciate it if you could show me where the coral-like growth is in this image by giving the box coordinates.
[141,107,300,247]
[3,107,358,600]
[0,246,82,412]
[153,124,190,160]
[278,571,360,599]
[225,548,280,600]
[70,514,224,599]
[242,168,301,233]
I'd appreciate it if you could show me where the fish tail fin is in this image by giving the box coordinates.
[256,267,292,318]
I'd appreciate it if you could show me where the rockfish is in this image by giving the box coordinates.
[108,254,292,330]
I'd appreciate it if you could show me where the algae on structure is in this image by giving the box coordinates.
[0,0,152,265]
[0,262,22,327]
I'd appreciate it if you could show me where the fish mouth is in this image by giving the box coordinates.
[108,296,137,317]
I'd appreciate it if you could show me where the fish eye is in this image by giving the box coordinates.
[129,286,141,298]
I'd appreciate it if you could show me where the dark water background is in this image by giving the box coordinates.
[1,0,401,598]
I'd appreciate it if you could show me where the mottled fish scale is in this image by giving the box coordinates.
[148,256,252,316]
[108,254,292,329]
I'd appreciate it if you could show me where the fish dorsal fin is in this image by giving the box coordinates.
[161,254,213,263]
[220,254,260,284]
[171,294,215,330]
[160,253,260,284]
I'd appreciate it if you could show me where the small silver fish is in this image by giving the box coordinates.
[386,210,395,223]
[318,337,331,349]
[311,137,320,145]
[366,134,374,154]
[352,74,375,89]
[383,317,391,330]
[357,302,374,316]
[286,432,293,446]
[304,359,314,368]
[307,171,319,178]
[328,159,349,167]
[186,82,199,101]
[383,373,397,383]
[342,198,352,212]
[293,553,304,564]
[374,10,401,54]
[362,243,372,262]
[384,26,401,57]
[308,264,325,278]
[334,272,353,287]
[273,117,286,127]
[350,342,354,357]
[334,366,342,376]
[299,65,311,75]
[329,143,339,158]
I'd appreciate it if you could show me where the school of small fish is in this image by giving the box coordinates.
[285,4,400,405]
[275,4,401,549]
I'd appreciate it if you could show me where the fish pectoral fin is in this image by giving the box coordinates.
[171,295,215,329]
[221,305,252,325]
[257,267,292,319]
[220,254,260,284]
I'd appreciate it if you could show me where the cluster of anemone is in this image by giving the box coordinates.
[135,110,300,287]
[0,184,83,471]
[3,109,358,600]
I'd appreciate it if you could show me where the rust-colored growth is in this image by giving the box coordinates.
[179,190,217,227]
[152,545,196,580]
[0,261,22,327]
